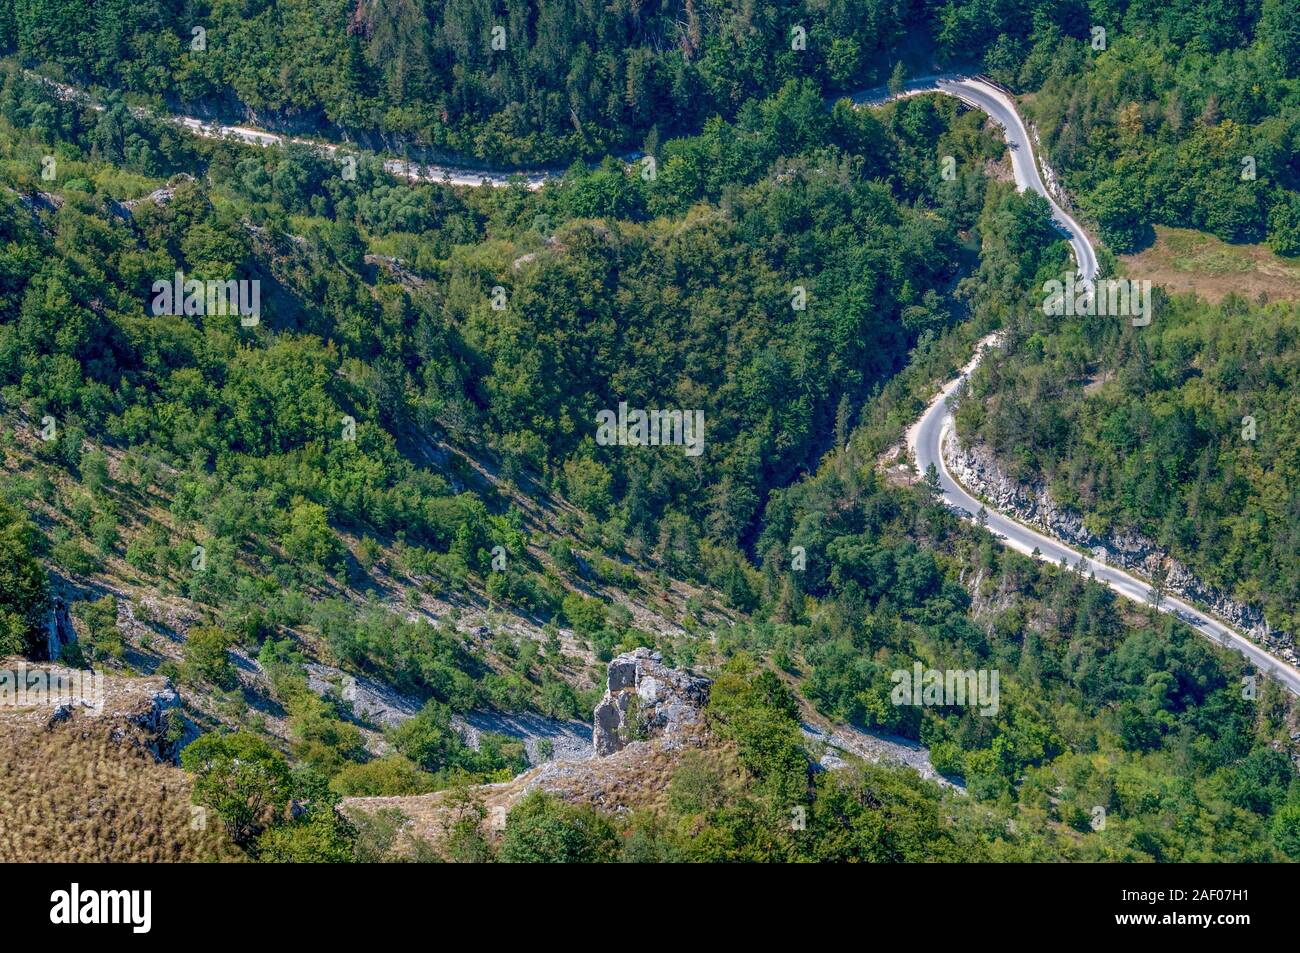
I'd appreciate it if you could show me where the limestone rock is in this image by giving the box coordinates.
[943,431,1295,664]
[592,648,710,757]
[1,659,188,762]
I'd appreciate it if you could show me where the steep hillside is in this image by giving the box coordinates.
[0,660,241,861]
[1,0,913,163]
[3,38,1300,865]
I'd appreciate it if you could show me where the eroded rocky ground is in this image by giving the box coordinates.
[342,648,962,856]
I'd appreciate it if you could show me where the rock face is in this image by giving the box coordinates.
[799,721,963,791]
[592,648,710,757]
[45,596,75,662]
[305,662,421,729]
[0,659,187,762]
[302,661,594,763]
[453,710,593,764]
[944,432,1295,663]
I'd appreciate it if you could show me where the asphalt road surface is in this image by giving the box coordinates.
[892,77,1300,695]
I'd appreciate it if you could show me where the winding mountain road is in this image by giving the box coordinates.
[29,67,1298,691]
[889,77,1300,695]
[24,70,554,190]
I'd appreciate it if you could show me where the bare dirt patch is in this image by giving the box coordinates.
[1121,226,1300,304]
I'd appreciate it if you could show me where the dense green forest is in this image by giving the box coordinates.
[0,64,999,573]
[959,293,1300,636]
[0,0,911,163]
[933,0,1300,253]
[4,0,1300,864]
[5,0,1300,206]
[3,58,1297,862]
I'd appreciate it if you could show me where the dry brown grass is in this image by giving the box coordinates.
[0,719,242,862]
[342,733,709,857]
[1121,226,1300,303]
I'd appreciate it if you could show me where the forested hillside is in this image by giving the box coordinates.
[706,180,1300,861]
[4,0,1300,865]
[957,0,1300,254]
[0,65,1002,577]
[959,293,1300,637]
[0,0,910,163]
[0,61,1009,858]
[928,0,1300,638]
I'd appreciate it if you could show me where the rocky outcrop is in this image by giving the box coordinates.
[118,173,193,211]
[944,432,1295,662]
[303,661,594,762]
[0,660,187,762]
[122,682,187,762]
[800,721,964,791]
[592,648,710,757]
